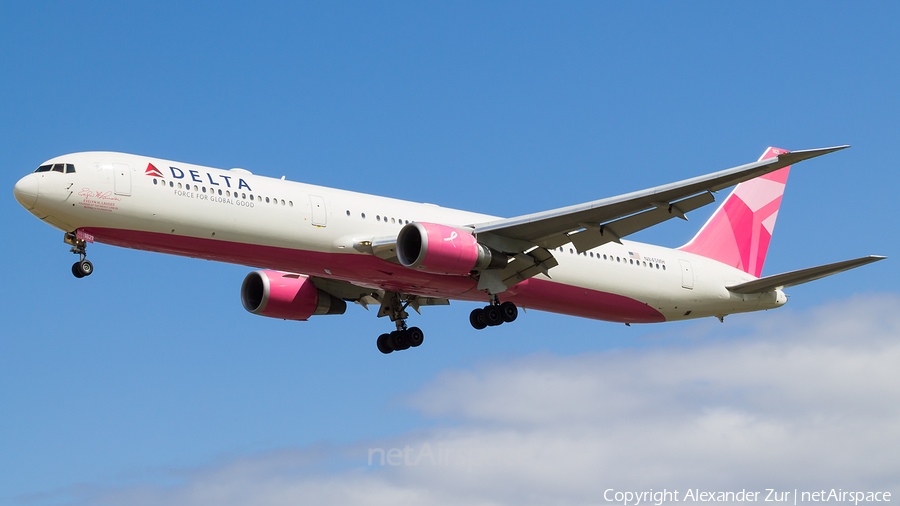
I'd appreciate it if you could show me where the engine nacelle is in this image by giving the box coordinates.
[240,270,346,321]
[396,222,506,275]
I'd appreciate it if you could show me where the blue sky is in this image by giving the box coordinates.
[2,2,898,504]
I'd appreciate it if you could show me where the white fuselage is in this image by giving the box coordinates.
[15,152,786,324]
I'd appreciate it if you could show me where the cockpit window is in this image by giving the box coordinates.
[33,163,76,174]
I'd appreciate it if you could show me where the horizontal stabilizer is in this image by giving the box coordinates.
[726,255,886,294]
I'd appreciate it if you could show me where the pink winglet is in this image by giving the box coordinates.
[679,147,791,277]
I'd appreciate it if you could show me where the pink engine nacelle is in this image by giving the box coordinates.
[397,222,506,276]
[241,270,346,321]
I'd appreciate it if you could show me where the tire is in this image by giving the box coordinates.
[500,301,518,323]
[72,262,85,278]
[484,305,503,326]
[377,333,393,354]
[390,330,410,351]
[407,327,424,347]
[80,259,93,276]
[469,308,487,330]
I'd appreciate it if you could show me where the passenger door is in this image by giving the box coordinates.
[309,195,327,226]
[679,259,694,289]
[113,163,131,196]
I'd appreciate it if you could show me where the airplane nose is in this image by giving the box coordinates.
[14,174,39,209]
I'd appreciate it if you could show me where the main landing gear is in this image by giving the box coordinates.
[64,231,93,278]
[376,327,424,354]
[469,297,518,330]
[376,291,424,354]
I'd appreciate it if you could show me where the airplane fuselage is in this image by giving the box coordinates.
[15,152,785,326]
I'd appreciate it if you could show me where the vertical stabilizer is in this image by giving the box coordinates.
[679,147,791,277]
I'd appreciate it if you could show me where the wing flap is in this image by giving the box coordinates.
[726,255,886,294]
[562,191,716,253]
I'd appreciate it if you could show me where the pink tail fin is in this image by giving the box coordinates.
[679,147,791,277]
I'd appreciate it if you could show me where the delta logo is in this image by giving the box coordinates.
[145,163,164,177]
[144,161,253,191]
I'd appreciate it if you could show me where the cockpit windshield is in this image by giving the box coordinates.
[34,163,75,174]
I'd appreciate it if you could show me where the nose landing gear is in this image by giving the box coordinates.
[469,297,518,330]
[64,231,93,278]
[71,259,93,278]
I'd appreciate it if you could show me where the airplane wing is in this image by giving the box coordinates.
[472,146,849,255]
[726,255,886,294]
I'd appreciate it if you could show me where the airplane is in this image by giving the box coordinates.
[13,146,884,354]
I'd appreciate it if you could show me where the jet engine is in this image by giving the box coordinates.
[240,270,346,320]
[396,222,507,275]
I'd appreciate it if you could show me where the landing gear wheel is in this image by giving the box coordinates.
[390,330,410,351]
[484,305,503,326]
[377,333,393,354]
[470,308,487,330]
[72,262,85,278]
[500,301,518,323]
[407,327,424,347]
[79,259,93,277]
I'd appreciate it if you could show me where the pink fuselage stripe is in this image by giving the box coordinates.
[86,228,666,324]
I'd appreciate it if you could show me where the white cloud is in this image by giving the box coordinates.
[76,295,900,505]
